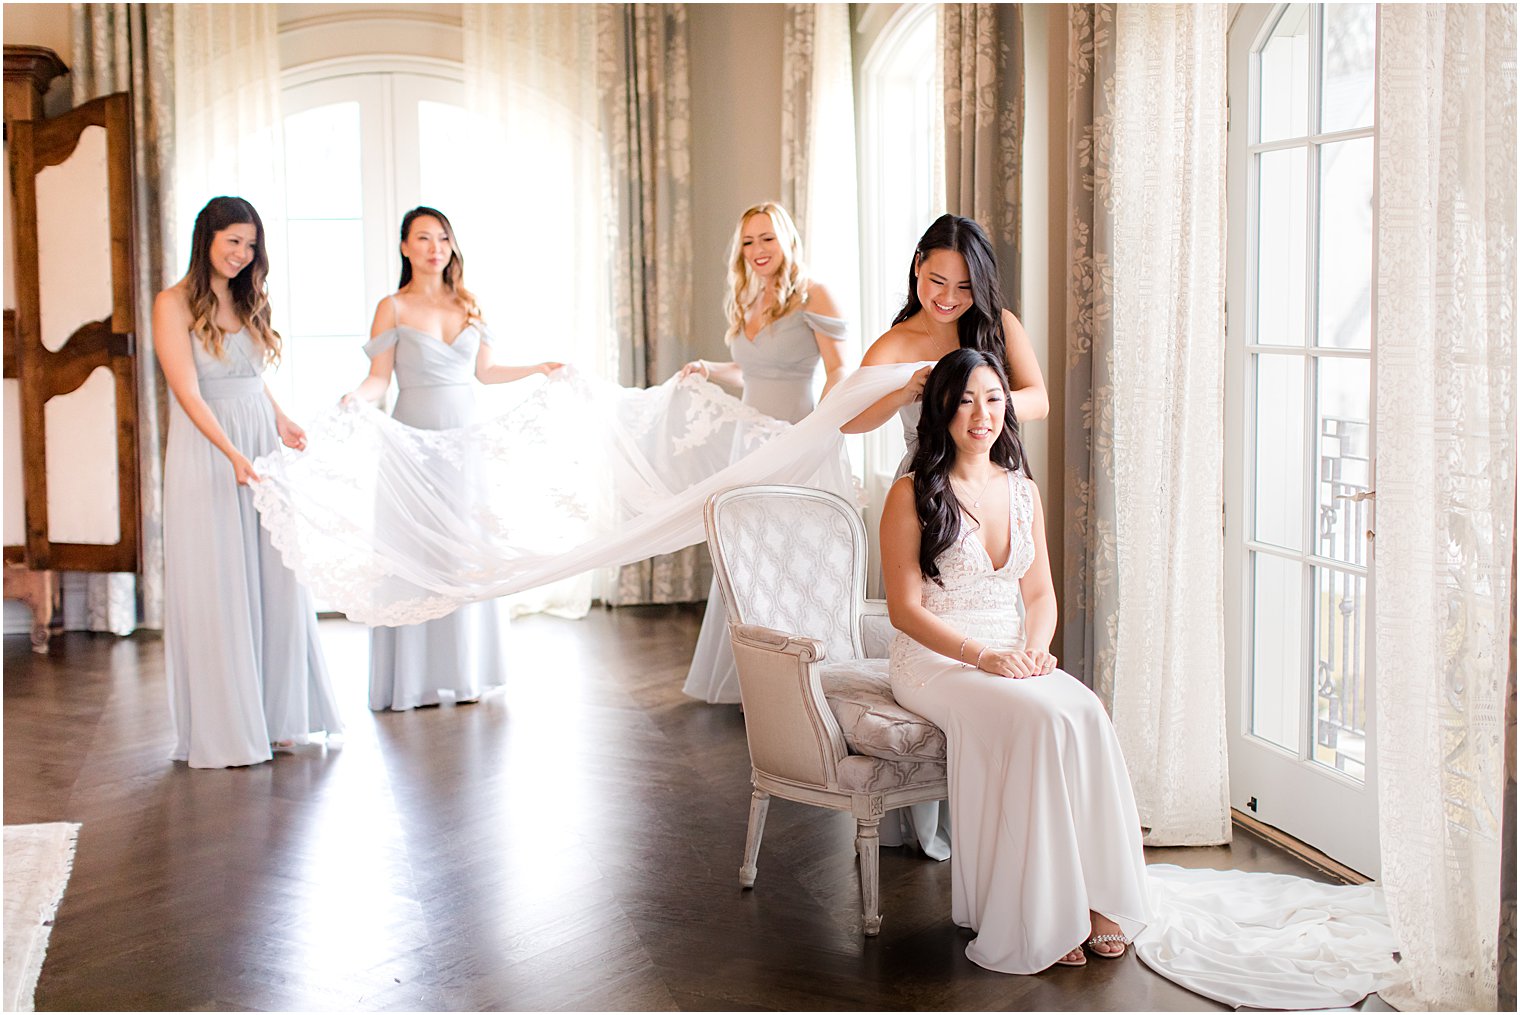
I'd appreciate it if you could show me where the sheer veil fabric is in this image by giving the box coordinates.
[251,363,926,626]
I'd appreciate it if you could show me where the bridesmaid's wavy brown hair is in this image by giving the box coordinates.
[185,196,280,364]
[893,214,1007,366]
[397,206,483,325]
[723,201,809,344]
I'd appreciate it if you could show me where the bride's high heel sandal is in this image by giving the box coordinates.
[1053,945,1087,968]
[1084,932,1129,959]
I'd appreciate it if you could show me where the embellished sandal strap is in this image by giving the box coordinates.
[1087,933,1129,946]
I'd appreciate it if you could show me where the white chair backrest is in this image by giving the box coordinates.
[706,485,866,663]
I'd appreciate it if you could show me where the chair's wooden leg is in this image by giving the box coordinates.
[856,816,882,935]
[739,787,770,888]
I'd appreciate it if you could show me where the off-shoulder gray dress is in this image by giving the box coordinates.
[681,307,848,704]
[363,310,509,710]
[163,329,343,768]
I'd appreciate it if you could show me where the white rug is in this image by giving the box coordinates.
[4,823,80,1012]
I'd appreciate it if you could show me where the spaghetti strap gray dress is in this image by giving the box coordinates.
[163,329,343,769]
[364,304,510,710]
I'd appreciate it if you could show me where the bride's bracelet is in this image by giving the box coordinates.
[974,646,988,671]
[957,635,971,663]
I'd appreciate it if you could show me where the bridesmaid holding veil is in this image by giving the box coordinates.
[680,201,851,704]
[156,195,343,768]
[843,213,1048,475]
[346,206,562,711]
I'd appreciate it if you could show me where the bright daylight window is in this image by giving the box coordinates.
[269,66,607,424]
[1245,3,1376,780]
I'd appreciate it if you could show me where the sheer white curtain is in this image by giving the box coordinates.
[1066,3,1230,846]
[1374,5,1516,1010]
[781,3,862,338]
[462,3,611,617]
[171,4,285,301]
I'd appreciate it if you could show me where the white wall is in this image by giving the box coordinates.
[687,4,786,359]
[2,4,72,63]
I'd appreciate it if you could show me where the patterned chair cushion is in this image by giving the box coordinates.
[819,659,947,764]
[836,754,947,794]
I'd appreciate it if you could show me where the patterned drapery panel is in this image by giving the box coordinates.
[69,2,176,632]
[1064,3,1230,847]
[779,4,816,231]
[940,3,1023,311]
[1374,5,1516,1010]
[596,3,706,605]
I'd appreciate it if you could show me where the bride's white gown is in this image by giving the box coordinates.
[888,471,1402,1004]
[889,471,1151,973]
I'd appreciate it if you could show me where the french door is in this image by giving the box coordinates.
[1224,3,1380,877]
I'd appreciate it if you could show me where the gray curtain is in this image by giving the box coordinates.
[940,3,1023,311]
[596,3,706,605]
[1062,2,1109,695]
[1503,523,1516,1011]
[70,2,175,632]
[779,3,817,231]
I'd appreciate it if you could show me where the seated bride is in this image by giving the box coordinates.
[880,347,1150,973]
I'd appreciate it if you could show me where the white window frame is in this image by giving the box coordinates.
[1224,2,1380,878]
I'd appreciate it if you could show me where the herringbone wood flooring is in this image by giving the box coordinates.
[4,608,1393,1011]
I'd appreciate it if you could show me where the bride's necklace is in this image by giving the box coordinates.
[951,469,999,509]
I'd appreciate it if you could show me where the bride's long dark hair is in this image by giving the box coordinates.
[892,214,1008,365]
[911,348,1026,586]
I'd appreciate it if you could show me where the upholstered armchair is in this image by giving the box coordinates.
[704,484,948,935]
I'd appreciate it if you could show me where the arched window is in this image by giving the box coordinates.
[273,59,468,420]
[269,14,609,423]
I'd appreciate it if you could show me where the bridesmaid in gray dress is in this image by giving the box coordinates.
[155,196,343,769]
[843,214,1049,449]
[346,207,561,711]
[679,201,851,704]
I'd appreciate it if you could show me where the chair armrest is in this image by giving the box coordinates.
[728,623,849,783]
[732,623,828,664]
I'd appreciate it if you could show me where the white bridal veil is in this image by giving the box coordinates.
[251,362,924,625]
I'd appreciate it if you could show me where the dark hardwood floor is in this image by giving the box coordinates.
[5,608,1393,1011]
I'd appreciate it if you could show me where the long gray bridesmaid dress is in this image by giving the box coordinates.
[681,306,848,704]
[163,329,343,769]
[364,299,509,710]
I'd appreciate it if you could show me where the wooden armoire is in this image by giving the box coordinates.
[4,44,141,650]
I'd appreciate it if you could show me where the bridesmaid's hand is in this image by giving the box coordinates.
[902,364,932,405]
[276,416,307,451]
[229,451,262,486]
[679,360,709,381]
[538,361,565,376]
